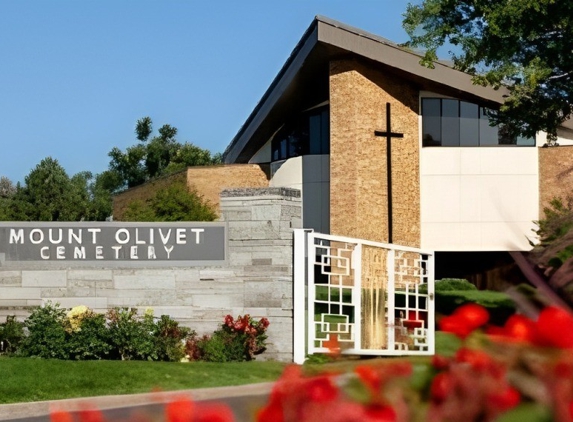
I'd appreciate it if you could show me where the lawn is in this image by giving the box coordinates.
[0,358,287,404]
[0,332,460,405]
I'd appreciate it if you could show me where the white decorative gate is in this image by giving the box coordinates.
[293,230,434,363]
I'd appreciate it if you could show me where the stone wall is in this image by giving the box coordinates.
[329,59,421,247]
[539,145,573,216]
[0,187,301,361]
[113,165,269,220]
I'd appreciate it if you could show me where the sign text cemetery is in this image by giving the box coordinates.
[0,222,227,264]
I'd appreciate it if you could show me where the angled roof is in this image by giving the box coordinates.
[223,16,509,163]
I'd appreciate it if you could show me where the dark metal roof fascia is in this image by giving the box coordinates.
[315,16,508,104]
[223,22,319,164]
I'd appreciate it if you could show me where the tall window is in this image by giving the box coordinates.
[271,106,329,161]
[421,98,535,147]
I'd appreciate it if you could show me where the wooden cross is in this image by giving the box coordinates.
[374,102,404,244]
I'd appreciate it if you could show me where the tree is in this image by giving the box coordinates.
[108,117,221,192]
[403,0,573,141]
[0,176,16,198]
[6,158,85,221]
[121,182,216,222]
[0,158,111,222]
[0,176,16,220]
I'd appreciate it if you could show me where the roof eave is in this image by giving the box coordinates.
[223,16,511,163]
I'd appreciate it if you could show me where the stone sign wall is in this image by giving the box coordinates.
[0,187,301,361]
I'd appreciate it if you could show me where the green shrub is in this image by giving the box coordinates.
[106,308,157,361]
[66,312,112,360]
[19,302,69,359]
[106,308,191,361]
[0,316,25,355]
[418,278,477,294]
[195,330,246,362]
[154,314,192,362]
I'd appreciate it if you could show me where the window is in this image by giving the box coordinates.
[422,98,535,147]
[271,106,329,161]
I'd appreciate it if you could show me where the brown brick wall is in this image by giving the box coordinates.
[329,59,421,247]
[539,146,573,216]
[113,165,269,220]
[185,164,269,212]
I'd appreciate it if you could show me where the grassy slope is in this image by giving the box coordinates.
[0,358,287,404]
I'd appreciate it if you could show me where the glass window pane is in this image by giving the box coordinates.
[460,102,479,146]
[422,99,441,146]
[479,108,499,145]
[516,135,535,146]
[321,109,330,154]
[280,138,287,158]
[309,114,321,154]
[441,99,460,146]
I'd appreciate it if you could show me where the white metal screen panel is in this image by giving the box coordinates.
[306,232,434,357]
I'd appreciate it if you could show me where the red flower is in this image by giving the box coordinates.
[50,410,73,422]
[78,409,105,422]
[259,317,270,329]
[355,365,381,392]
[504,314,537,343]
[306,376,339,403]
[535,306,573,349]
[165,396,194,422]
[364,404,397,422]
[488,386,520,412]
[430,372,453,403]
[439,315,474,338]
[256,402,284,422]
[195,403,235,422]
[455,303,489,328]
[224,315,234,327]
[439,303,489,338]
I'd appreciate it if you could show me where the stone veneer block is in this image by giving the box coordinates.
[22,271,67,287]
[67,270,113,281]
[0,287,42,299]
[113,274,176,290]
[0,271,22,286]
[190,294,244,309]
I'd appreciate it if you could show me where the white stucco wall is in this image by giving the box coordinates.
[420,147,539,251]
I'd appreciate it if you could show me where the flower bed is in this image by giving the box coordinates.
[45,303,573,421]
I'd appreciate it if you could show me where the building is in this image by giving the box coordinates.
[220,15,573,282]
[114,16,573,283]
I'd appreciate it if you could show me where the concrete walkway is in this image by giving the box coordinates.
[0,382,274,421]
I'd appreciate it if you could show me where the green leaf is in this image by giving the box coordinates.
[495,403,552,422]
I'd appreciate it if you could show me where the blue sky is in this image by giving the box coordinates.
[1,1,419,184]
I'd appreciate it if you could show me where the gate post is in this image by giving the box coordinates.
[293,229,310,364]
